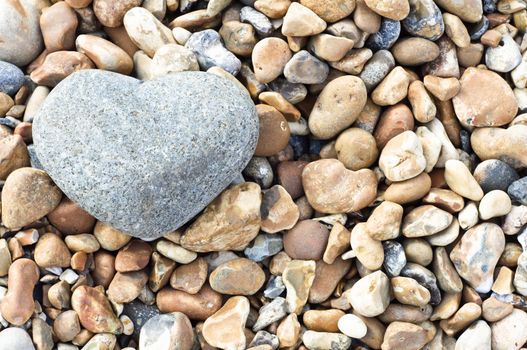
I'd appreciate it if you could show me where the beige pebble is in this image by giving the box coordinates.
[219,21,256,57]
[482,296,513,322]
[492,266,515,295]
[366,201,403,241]
[404,238,433,266]
[392,37,440,66]
[335,128,378,171]
[156,240,197,264]
[458,201,479,230]
[283,260,316,314]
[252,37,292,84]
[94,221,131,251]
[64,234,100,254]
[150,44,199,78]
[371,66,410,106]
[471,125,527,169]
[444,159,484,201]
[379,130,426,182]
[382,321,428,350]
[440,303,481,336]
[402,205,453,238]
[40,2,78,52]
[423,188,465,213]
[281,2,327,37]
[384,172,432,204]
[276,313,301,347]
[346,270,390,317]
[0,135,30,181]
[426,217,460,246]
[443,13,470,48]
[323,222,351,264]
[209,258,265,295]
[261,185,299,233]
[408,81,437,123]
[416,126,442,172]
[255,0,292,19]
[364,0,409,20]
[309,34,354,62]
[479,190,512,220]
[93,0,141,27]
[391,276,431,307]
[350,223,384,270]
[491,309,527,350]
[423,75,460,101]
[300,0,355,22]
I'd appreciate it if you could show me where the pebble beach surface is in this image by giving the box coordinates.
[0,0,526,350]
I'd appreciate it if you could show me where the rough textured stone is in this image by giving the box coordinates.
[186,30,242,75]
[402,0,444,40]
[34,70,258,240]
[0,61,25,96]
[139,312,194,350]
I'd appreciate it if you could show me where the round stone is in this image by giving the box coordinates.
[33,70,258,240]
[0,61,25,96]
[379,131,426,182]
[283,220,329,260]
[335,128,378,171]
[139,312,194,350]
[0,328,35,350]
[254,105,290,157]
[474,159,519,193]
[337,314,367,339]
[209,258,266,295]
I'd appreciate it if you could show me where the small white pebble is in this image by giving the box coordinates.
[459,201,479,230]
[120,314,135,336]
[45,267,63,276]
[59,269,79,284]
[338,314,367,339]
[479,190,512,220]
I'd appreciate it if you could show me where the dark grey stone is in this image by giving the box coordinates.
[243,156,274,189]
[483,0,496,13]
[240,6,273,36]
[400,263,442,305]
[403,0,444,41]
[284,50,329,85]
[383,241,407,277]
[123,300,160,340]
[244,233,283,262]
[366,19,401,51]
[474,159,519,193]
[509,177,527,205]
[269,78,307,104]
[185,30,242,75]
[0,118,17,128]
[27,144,44,170]
[359,50,395,92]
[253,297,287,331]
[0,61,24,96]
[469,16,489,41]
[33,69,258,240]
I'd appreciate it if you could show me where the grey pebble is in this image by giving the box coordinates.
[27,145,44,170]
[240,6,273,36]
[509,177,527,205]
[249,331,280,349]
[485,35,522,73]
[264,275,286,299]
[0,118,17,129]
[0,61,25,96]
[359,49,395,92]
[474,159,519,193]
[243,156,274,189]
[383,241,407,277]
[366,19,401,51]
[244,233,283,262]
[33,70,258,240]
[269,78,307,104]
[253,297,288,331]
[469,16,489,41]
[186,30,242,75]
[284,50,329,85]
[400,263,442,305]
[402,0,444,41]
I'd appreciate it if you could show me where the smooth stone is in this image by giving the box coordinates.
[0,0,44,66]
[382,322,428,350]
[474,159,519,193]
[491,309,527,350]
[514,251,527,296]
[469,16,489,41]
[509,177,527,205]
[402,205,453,237]
[243,157,274,189]
[364,0,409,20]
[338,314,367,339]
[450,223,505,293]
[186,29,242,75]
[72,286,122,334]
[33,70,257,240]
[351,223,384,270]
[252,38,291,84]
[244,234,283,262]
[379,130,426,182]
[392,38,440,66]
[479,190,512,220]
[485,35,522,72]
[0,62,24,96]
[422,36,459,78]
[269,78,307,104]
[240,6,273,36]
[40,2,78,52]
[139,312,194,350]
[383,240,407,276]
[30,51,94,87]
[94,0,141,27]
[150,44,199,78]
[209,258,265,295]
[156,285,222,321]
[299,0,355,22]
[283,220,329,260]
[434,0,482,23]
[471,125,527,169]
[107,270,148,303]
[304,309,344,332]
[281,2,327,37]
[456,320,491,350]
[284,50,329,85]
[346,271,390,317]
[444,159,484,201]
[260,184,299,232]
[302,331,351,350]
[359,50,395,92]
[366,18,401,50]
[402,0,444,40]
[0,328,35,350]
[400,263,441,305]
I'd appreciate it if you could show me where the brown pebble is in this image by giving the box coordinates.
[93,0,142,27]
[254,104,290,157]
[283,220,329,260]
[373,103,414,150]
[157,284,223,321]
[107,270,148,303]
[335,128,378,171]
[30,51,94,87]
[40,2,78,52]
[71,285,122,334]
[34,233,72,268]
[392,38,440,66]
[115,240,152,273]
[92,251,116,289]
[170,257,208,294]
[277,161,308,199]
[209,258,266,295]
[13,122,32,143]
[47,197,96,235]
[0,135,30,181]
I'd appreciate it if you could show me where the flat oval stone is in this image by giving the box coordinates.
[33,70,258,240]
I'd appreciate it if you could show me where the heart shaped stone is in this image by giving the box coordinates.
[33,70,258,240]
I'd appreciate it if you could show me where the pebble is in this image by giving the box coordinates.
[434,0,482,22]
[514,251,527,295]
[284,50,329,84]
[244,234,283,261]
[374,103,414,149]
[491,309,527,350]
[0,62,24,96]
[482,296,513,322]
[94,221,131,251]
[264,275,286,298]
[346,271,390,317]
[302,159,377,213]
[209,258,265,295]
[281,2,327,37]
[402,0,444,40]
[253,297,287,331]
[392,38,440,66]
[383,241,407,276]
[372,66,410,106]
[433,247,463,293]
[392,276,431,307]
[309,258,351,303]
[309,34,354,62]
[400,263,441,305]
[276,313,301,347]
[366,201,403,240]
[379,130,426,182]
[474,159,519,193]
[202,296,250,350]
[156,240,197,264]
[479,190,512,220]
[115,240,152,272]
[423,75,460,101]
[302,331,351,350]
[259,91,301,121]
[269,78,307,104]
[455,320,491,350]
[450,223,505,293]
[240,6,273,36]
[0,135,29,180]
[219,22,256,57]
[168,256,205,294]
[299,0,355,22]
[402,205,453,237]
[0,328,35,350]
[54,310,81,342]
[108,270,148,303]
[71,286,122,334]
[486,35,522,72]
[40,2,78,53]
[254,0,291,19]
[308,75,366,139]
[252,38,291,84]
[444,159,484,201]
[323,223,351,264]
[359,50,395,92]
[509,177,527,205]
[30,51,95,87]
[423,36,459,78]
[337,313,367,339]
[47,197,96,235]
[139,312,194,350]
[351,223,384,270]
[471,125,527,169]
[382,322,428,350]
[0,0,43,66]
[303,309,344,332]
[185,30,242,75]
[255,104,290,157]
[243,157,274,189]
[283,260,316,314]
[150,44,199,78]
[157,284,222,320]
[366,19,401,51]
[335,128,378,171]
[502,205,527,235]
[93,0,141,27]
[34,233,71,268]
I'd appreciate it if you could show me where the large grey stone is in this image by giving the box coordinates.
[33,69,258,240]
[0,0,45,67]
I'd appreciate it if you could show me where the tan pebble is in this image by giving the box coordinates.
[281,2,327,37]
[283,260,316,314]
[299,0,355,22]
[443,13,470,48]
[379,130,426,182]
[457,43,484,68]
[431,292,461,321]
[302,159,377,213]
[0,135,29,181]
[408,81,437,123]
[148,251,176,292]
[433,247,463,293]
[309,257,351,303]
[133,50,154,80]
[403,238,433,266]
[34,233,71,268]
[254,104,290,157]
[180,182,262,252]
[14,228,39,246]
[219,21,257,57]
[48,281,71,310]
[206,0,232,16]
[286,35,308,52]
[93,0,142,27]
[0,259,39,326]
[423,75,460,101]
[170,257,207,294]
[502,205,527,235]
[373,103,414,150]
[471,125,527,169]
[492,266,515,295]
[123,7,175,57]
[482,296,513,322]
[323,223,351,264]
[392,37,440,66]
[168,10,220,31]
[350,223,384,270]
[156,240,197,264]
[65,234,101,254]
[115,240,152,272]
[255,0,292,18]
[261,185,299,233]
[277,313,301,348]
[71,285,122,334]
[391,276,431,307]
[453,67,517,127]
[352,0,381,33]
[76,35,133,74]
[366,201,403,241]
[308,75,367,139]
[0,93,14,117]
[329,48,373,74]
[40,2,78,52]
[499,242,522,267]
[30,51,94,87]
[335,128,378,171]
[65,0,93,8]
[402,205,453,238]
[346,270,390,317]
[202,296,250,350]
[444,159,484,201]
[384,172,431,204]
[13,122,32,143]
[103,26,139,58]
[458,201,479,230]
[479,190,512,220]
[381,322,428,350]
[423,188,465,213]
[303,309,344,332]
[107,271,148,303]
[71,251,88,271]
[269,251,292,276]
[416,126,441,172]
[47,197,96,235]
[54,310,81,342]
[157,284,222,320]
[491,309,527,350]
[372,67,410,106]
[252,38,291,84]
[439,303,481,336]
[481,29,503,48]
[423,36,460,78]
[379,303,433,324]
[309,34,354,62]
[259,91,301,122]
[0,239,11,277]
[93,221,131,251]
[92,251,116,288]
[209,258,265,295]
[364,0,409,20]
